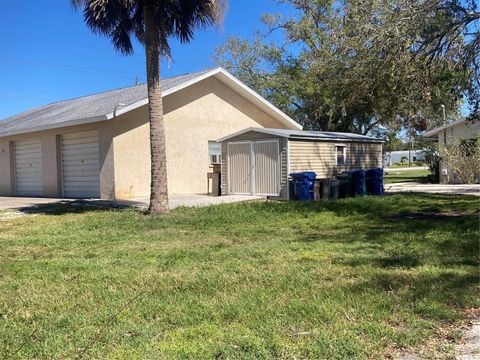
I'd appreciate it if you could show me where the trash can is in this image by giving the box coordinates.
[290,172,316,200]
[366,168,384,196]
[336,173,352,198]
[321,179,339,200]
[351,170,366,196]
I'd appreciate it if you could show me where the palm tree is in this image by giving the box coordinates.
[72,0,225,214]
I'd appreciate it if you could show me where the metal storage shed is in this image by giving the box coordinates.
[218,128,383,200]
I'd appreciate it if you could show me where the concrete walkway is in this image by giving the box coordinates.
[385,182,480,197]
[0,194,266,211]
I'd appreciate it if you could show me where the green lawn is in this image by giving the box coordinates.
[0,194,478,359]
[384,168,431,184]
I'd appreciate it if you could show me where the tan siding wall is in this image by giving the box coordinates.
[289,140,382,178]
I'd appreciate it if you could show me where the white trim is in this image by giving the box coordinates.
[252,139,281,196]
[227,139,281,196]
[105,68,303,129]
[217,127,383,143]
[0,67,302,138]
[286,139,291,200]
[0,115,108,138]
[335,144,347,166]
[422,118,468,137]
[213,69,302,130]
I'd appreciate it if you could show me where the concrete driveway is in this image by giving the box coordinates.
[0,194,265,211]
[385,182,480,197]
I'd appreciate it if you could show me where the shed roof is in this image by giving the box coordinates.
[217,127,383,143]
[0,68,302,137]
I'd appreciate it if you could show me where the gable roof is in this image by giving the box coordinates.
[0,68,302,137]
[422,112,479,138]
[217,127,383,143]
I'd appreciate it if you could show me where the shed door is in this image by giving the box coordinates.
[253,141,279,195]
[62,130,100,198]
[228,140,280,196]
[228,142,252,194]
[14,138,43,196]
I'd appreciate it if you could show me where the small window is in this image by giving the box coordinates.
[208,141,222,164]
[335,145,346,166]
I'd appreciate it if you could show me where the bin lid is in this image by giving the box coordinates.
[290,172,317,180]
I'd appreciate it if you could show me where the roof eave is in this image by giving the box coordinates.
[0,115,108,138]
[289,136,383,143]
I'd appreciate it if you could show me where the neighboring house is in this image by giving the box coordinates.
[0,68,301,199]
[218,128,383,200]
[383,150,425,167]
[423,117,480,183]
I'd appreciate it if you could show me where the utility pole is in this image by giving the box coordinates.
[441,104,446,125]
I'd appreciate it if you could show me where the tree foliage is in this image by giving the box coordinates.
[215,0,478,134]
[73,0,225,213]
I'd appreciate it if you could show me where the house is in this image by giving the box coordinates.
[0,67,385,201]
[383,150,425,167]
[0,68,301,199]
[218,128,383,200]
[422,116,479,183]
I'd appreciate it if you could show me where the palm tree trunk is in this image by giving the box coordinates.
[144,4,169,214]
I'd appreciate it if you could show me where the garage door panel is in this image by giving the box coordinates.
[15,138,43,196]
[14,148,43,155]
[62,131,100,198]
[62,169,100,177]
[62,153,99,161]
[63,137,98,145]
[61,142,99,151]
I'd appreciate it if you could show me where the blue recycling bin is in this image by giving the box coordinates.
[366,168,384,196]
[290,172,316,200]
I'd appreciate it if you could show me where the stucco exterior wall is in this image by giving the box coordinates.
[112,76,292,198]
[0,121,115,198]
[0,75,294,199]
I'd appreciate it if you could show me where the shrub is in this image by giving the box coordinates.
[440,136,480,183]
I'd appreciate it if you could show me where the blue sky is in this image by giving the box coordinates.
[0,0,293,119]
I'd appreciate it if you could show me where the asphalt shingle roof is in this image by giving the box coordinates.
[0,69,212,137]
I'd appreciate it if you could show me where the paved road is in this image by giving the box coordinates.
[385,182,480,197]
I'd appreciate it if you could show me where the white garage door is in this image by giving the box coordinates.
[14,138,43,196]
[62,130,100,198]
[228,140,280,196]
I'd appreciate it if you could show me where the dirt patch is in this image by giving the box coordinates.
[389,211,477,221]
[396,309,480,360]
[0,211,32,221]
[456,309,480,360]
